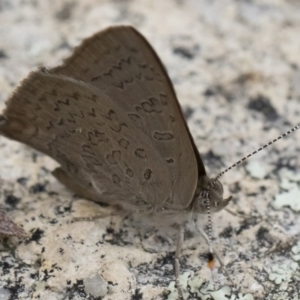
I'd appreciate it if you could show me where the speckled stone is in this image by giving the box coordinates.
[0,1,300,299]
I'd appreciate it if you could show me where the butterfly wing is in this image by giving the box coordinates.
[0,71,173,211]
[0,26,202,211]
[52,26,202,209]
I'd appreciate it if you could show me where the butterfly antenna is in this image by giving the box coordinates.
[205,198,215,269]
[214,123,300,182]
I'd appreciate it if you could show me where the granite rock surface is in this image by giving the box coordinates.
[0,1,300,299]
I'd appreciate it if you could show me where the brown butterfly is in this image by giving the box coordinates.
[0,26,299,298]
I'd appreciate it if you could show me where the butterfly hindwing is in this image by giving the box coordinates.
[0,72,172,211]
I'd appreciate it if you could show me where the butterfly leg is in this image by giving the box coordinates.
[175,225,185,299]
[71,210,118,223]
[196,225,234,285]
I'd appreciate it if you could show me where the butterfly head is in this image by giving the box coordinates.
[193,176,232,214]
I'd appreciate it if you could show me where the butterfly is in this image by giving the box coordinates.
[1,26,299,298]
[0,26,231,219]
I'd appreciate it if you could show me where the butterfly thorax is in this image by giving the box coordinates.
[191,175,232,214]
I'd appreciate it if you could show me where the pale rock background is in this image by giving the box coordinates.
[0,1,300,299]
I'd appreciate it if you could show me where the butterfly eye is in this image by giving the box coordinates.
[192,191,211,214]
[201,197,208,207]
